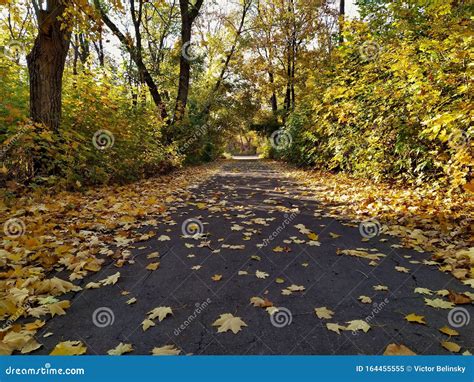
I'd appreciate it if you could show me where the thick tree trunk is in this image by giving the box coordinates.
[27,2,71,132]
[174,19,192,122]
[173,0,204,123]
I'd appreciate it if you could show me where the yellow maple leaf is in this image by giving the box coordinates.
[146,262,160,271]
[424,298,455,309]
[50,341,87,355]
[107,342,133,355]
[147,306,173,321]
[326,323,345,334]
[142,319,155,331]
[151,345,181,355]
[439,326,459,336]
[212,313,247,334]
[314,307,334,319]
[405,313,426,324]
[441,341,461,353]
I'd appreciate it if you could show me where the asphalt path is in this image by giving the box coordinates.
[34,159,473,355]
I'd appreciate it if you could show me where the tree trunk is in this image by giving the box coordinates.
[173,0,204,123]
[268,71,278,116]
[339,0,345,44]
[27,1,71,132]
[174,17,192,122]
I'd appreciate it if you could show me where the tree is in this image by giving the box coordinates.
[173,0,204,123]
[94,0,169,120]
[27,0,72,132]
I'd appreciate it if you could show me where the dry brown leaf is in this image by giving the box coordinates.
[383,343,416,355]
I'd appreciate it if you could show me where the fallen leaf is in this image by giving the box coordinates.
[256,270,269,279]
[107,343,133,355]
[326,323,345,334]
[441,341,461,353]
[50,341,87,355]
[439,326,459,336]
[151,345,181,355]
[212,313,247,334]
[100,272,120,286]
[448,290,472,305]
[211,274,223,281]
[345,320,370,333]
[314,307,334,319]
[146,262,160,271]
[414,287,432,295]
[147,306,173,322]
[383,343,416,355]
[395,266,410,273]
[142,319,155,331]
[424,298,455,309]
[250,297,273,308]
[358,296,372,304]
[405,313,426,325]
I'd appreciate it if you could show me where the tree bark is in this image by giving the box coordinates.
[27,0,72,132]
[173,0,204,123]
[339,0,345,44]
[268,71,278,116]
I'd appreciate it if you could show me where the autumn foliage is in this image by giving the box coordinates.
[278,1,472,192]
